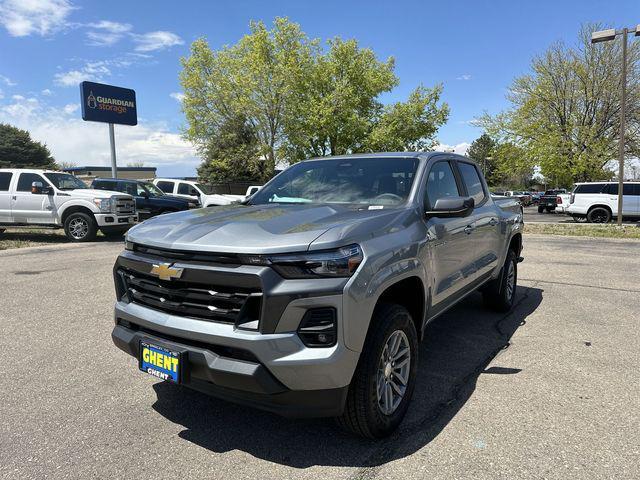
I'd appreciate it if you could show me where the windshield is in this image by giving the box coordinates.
[249,157,419,207]
[141,182,165,197]
[44,173,88,190]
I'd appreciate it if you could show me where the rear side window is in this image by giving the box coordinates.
[457,162,486,205]
[16,173,46,192]
[156,181,174,193]
[574,183,605,194]
[0,172,12,191]
[603,184,638,195]
[94,180,119,191]
[425,161,460,209]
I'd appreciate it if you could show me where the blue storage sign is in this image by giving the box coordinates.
[80,81,137,126]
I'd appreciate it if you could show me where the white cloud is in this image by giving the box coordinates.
[85,20,132,46]
[53,59,130,87]
[0,95,198,169]
[0,0,74,37]
[433,142,471,155]
[456,74,472,81]
[133,31,183,52]
[41,88,52,96]
[170,92,185,102]
[0,74,17,86]
[63,103,78,114]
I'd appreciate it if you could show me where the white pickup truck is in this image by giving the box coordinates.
[0,168,138,242]
[152,178,261,207]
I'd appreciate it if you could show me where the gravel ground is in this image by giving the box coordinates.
[0,235,638,479]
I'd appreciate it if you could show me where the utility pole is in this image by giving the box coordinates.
[591,25,638,225]
[108,123,117,178]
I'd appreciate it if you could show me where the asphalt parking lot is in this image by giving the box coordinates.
[1,235,639,479]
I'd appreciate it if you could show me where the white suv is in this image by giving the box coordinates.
[0,169,138,241]
[566,181,640,223]
[152,178,261,207]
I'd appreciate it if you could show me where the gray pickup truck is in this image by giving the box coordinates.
[111,152,523,438]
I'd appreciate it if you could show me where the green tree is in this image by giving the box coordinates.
[479,24,639,185]
[466,133,498,184]
[364,85,449,153]
[491,142,535,188]
[0,123,56,169]
[180,18,315,179]
[197,115,261,183]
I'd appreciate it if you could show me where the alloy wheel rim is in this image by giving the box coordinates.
[506,261,515,300]
[69,218,88,239]
[376,330,411,416]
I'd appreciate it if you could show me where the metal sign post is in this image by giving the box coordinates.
[80,81,137,179]
[108,123,117,178]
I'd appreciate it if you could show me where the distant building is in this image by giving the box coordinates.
[63,166,157,182]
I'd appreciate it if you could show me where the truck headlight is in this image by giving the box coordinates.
[93,198,112,213]
[265,244,363,279]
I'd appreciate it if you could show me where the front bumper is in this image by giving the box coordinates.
[112,321,350,417]
[95,213,138,227]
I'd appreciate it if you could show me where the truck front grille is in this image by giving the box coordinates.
[117,267,262,324]
[115,198,136,215]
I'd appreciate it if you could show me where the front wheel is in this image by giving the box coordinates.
[63,212,97,242]
[336,304,418,438]
[483,249,518,312]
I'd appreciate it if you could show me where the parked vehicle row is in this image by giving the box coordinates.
[0,169,137,242]
[111,152,524,438]
[152,178,260,207]
[537,189,567,213]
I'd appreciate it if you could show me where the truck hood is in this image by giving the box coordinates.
[60,188,131,199]
[126,203,410,254]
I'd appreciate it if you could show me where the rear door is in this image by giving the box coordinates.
[423,160,473,306]
[603,183,638,216]
[11,172,56,224]
[0,172,13,222]
[455,160,500,281]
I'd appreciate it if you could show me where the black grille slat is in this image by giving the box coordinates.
[120,267,261,324]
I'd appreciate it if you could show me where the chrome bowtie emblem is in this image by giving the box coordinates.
[150,263,183,281]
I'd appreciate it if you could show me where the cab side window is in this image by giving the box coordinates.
[156,181,174,193]
[425,161,460,209]
[0,172,12,191]
[17,173,46,192]
[178,183,198,196]
[457,162,486,205]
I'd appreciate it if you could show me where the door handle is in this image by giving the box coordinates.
[12,195,16,200]
[489,218,498,226]
[464,225,475,234]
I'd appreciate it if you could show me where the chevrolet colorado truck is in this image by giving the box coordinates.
[111,152,524,438]
[0,168,137,241]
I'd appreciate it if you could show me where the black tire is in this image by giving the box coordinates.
[63,212,97,242]
[537,206,545,213]
[587,207,611,224]
[483,249,518,312]
[100,227,129,238]
[336,304,418,439]
[0,228,5,234]
[545,207,553,213]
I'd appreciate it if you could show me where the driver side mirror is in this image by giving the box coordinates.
[31,181,52,195]
[426,196,474,218]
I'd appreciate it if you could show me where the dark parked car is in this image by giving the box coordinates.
[91,178,193,220]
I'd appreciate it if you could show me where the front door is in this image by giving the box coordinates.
[10,172,57,224]
[455,161,501,280]
[423,160,475,307]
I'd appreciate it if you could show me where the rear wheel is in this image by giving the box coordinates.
[0,228,5,235]
[336,304,418,438]
[537,206,545,213]
[63,212,97,242]
[483,249,518,312]
[587,207,611,223]
[545,207,553,213]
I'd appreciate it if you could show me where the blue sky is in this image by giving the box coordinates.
[0,0,637,177]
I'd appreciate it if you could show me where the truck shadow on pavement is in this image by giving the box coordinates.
[152,285,543,469]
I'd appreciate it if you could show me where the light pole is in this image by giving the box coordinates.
[591,26,639,225]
